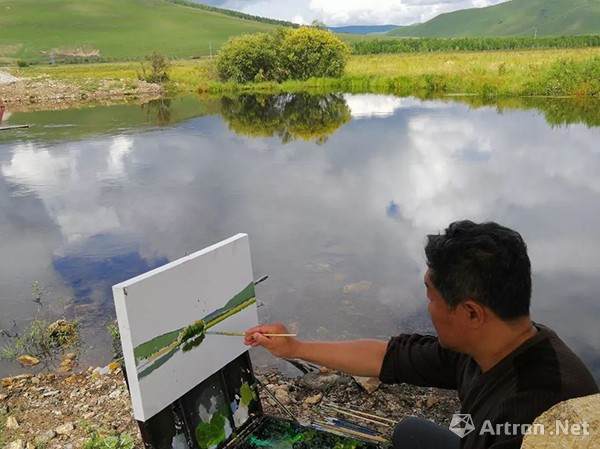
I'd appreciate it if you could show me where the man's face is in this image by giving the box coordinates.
[425,269,462,350]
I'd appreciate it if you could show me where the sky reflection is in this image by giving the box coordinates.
[1,95,599,380]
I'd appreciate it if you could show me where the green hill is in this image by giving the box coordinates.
[0,0,293,63]
[388,0,600,37]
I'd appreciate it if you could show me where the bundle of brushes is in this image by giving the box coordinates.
[313,403,396,444]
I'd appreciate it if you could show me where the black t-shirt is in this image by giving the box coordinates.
[379,324,599,449]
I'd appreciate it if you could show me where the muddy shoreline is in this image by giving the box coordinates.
[0,72,164,113]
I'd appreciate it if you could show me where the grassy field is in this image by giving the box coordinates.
[0,0,280,63]
[388,0,600,37]
[7,47,600,98]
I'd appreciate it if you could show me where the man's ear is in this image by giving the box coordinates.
[460,300,485,328]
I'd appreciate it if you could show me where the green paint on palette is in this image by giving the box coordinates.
[248,436,271,447]
[195,411,228,449]
[238,419,378,449]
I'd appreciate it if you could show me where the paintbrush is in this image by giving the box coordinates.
[312,420,388,443]
[322,403,395,426]
[206,331,297,337]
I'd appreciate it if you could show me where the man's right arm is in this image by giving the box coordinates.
[244,323,387,378]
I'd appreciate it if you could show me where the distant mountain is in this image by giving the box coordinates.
[329,25,399,35]
[387,0,600,37]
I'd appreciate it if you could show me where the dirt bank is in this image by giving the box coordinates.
[0,71,164,112]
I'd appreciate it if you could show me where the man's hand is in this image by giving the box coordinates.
[244,323,300,358]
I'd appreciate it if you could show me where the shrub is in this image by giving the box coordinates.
[280,27,350,80]
[216,31,288,83]
[17,60,30,67]
[138,51,170,84]
[216,27,350,83]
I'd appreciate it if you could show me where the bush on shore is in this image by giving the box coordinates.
[216,27,351,83]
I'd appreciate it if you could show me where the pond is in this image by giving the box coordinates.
[1,93,599,382]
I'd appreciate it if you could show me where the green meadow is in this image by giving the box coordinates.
[2,0,599,99]
[11,47,599,98]
[0,0,280,63]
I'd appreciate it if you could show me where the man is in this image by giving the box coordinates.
[245,221,599,449]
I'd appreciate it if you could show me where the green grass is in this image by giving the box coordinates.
[203,48,600,97]
[83,431,135,449]
[0,0,282,63]
[4,48,600,101]
[388,0,600,37]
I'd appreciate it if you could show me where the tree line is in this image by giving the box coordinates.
[166,0,299,28]
[352,35,600,54]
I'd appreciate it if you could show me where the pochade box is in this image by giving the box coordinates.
[112,234,386,449]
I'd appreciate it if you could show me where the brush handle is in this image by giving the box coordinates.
[206,331,297,337]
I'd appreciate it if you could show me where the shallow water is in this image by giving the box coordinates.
[1,94,599,382]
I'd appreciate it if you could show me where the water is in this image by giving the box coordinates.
[1,94,599,382]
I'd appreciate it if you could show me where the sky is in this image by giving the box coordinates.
[192,0,509,26]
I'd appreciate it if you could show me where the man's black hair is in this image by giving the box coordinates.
[425,220,531,320]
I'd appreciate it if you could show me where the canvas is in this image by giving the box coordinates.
[113,234,258,421]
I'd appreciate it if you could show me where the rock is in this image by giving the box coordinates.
[4,440,24,449]
[522,393,600,449]
[426,395,440,408]
[343,280,373,294]
[43,390,60,397]
[17,355,40,366]
[0,393,7,400]
[1,374,32,388]
[274,388,291,406]
[92,365,110,376]
[64,352,76,360]
[47,319,77,345]
[0,72,21,84]
[83,412,95,420]
[108,361,120,372]
[26,443,35,449]
[55,422,75,435]
[299,372,347,391]
[305,393,323,405]
[352,376,381,394]
[30,376,40,385]
[6,415,19,429]
[109,389,121,399]
[36,430,56,444]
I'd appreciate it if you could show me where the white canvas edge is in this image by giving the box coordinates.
[113,233,248,289]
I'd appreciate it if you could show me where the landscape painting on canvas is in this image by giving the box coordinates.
[113,234,258,422]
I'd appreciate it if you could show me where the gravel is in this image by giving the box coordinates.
[0,364,460,448]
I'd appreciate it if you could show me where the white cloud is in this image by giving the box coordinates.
[344,94,406,118]
[239,0,510,26]
[194,0,512,25]
[311,0,510,25]
[291,14,307,24]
